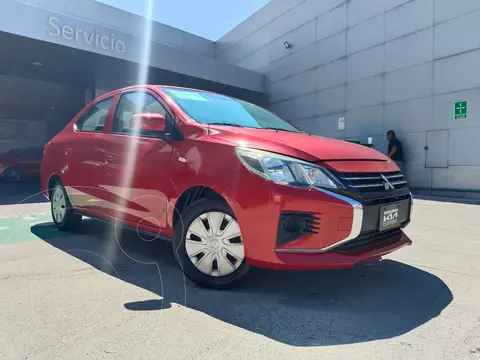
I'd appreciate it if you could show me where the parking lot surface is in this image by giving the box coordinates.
[0,191,479,360]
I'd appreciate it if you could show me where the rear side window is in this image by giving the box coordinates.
[76,97,114,132]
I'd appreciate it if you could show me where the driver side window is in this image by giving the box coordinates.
[112,92,167,135]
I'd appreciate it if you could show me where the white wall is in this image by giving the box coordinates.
[217,0,480,195]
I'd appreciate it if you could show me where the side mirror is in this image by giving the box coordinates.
[130,113,166,133]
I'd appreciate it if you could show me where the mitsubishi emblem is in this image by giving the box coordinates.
[381,174,395,190]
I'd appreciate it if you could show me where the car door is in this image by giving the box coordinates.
[100,90,176,232]
[65,96,116,216]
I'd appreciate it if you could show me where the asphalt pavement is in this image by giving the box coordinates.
[0,187,479,360]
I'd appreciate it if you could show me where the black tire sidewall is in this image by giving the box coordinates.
[173,199,251,289]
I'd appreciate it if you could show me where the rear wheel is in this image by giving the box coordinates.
[3,167,22,182]
[51,182,82,231]
[173,199,251,289]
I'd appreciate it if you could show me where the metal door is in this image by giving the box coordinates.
[425,130,449,168]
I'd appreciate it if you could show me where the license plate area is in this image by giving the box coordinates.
[379,204,401,231]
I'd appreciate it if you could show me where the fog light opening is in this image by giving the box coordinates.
[282,216,305,234]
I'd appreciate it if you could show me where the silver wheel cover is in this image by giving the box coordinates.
[185,212,245,277]
[52,186,67,224]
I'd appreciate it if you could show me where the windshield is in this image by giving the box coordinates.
[160,87,300,132]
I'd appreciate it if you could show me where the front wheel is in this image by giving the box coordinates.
[51,181,82,231]
[173,199,251,289]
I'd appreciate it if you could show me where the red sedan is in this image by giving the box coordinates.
[0,147,43,182]
[41,85,413,289]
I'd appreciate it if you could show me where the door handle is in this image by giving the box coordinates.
[424,146,429,151]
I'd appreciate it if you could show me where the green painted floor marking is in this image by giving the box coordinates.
[0,213,68,245]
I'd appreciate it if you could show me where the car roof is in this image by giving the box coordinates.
[95,85,222,103]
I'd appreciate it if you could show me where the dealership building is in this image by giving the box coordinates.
[1,0,480,198]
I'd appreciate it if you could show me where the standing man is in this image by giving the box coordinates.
[386,130,405,175]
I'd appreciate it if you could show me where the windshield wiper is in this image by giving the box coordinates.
[207,122,246,128]
[207,123,298,132]
[262,127,299,133]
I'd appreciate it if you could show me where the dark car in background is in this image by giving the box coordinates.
[0,147,44,182]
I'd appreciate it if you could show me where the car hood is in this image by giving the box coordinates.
[208,127,389,162]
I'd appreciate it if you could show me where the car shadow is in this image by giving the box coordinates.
[31,220,453,347]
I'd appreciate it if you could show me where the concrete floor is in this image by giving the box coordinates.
[0,191,479,360]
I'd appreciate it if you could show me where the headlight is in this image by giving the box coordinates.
[235,148,345,189]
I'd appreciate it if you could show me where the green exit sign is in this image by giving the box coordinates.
[455,101,467,120]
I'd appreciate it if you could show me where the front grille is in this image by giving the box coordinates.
[339,171,408,193]
[362,194,410,206]
[334,229,402,253]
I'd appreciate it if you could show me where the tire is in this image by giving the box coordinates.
[173,199,251,289]
[3,167,22,183]
[51,181,82,231]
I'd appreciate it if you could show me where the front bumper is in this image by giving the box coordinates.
[261,230,411,270]
[226,166,412,270]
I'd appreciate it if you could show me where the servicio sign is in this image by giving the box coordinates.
[48,17,126,53]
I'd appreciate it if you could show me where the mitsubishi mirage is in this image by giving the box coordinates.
[41,85,413,289]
